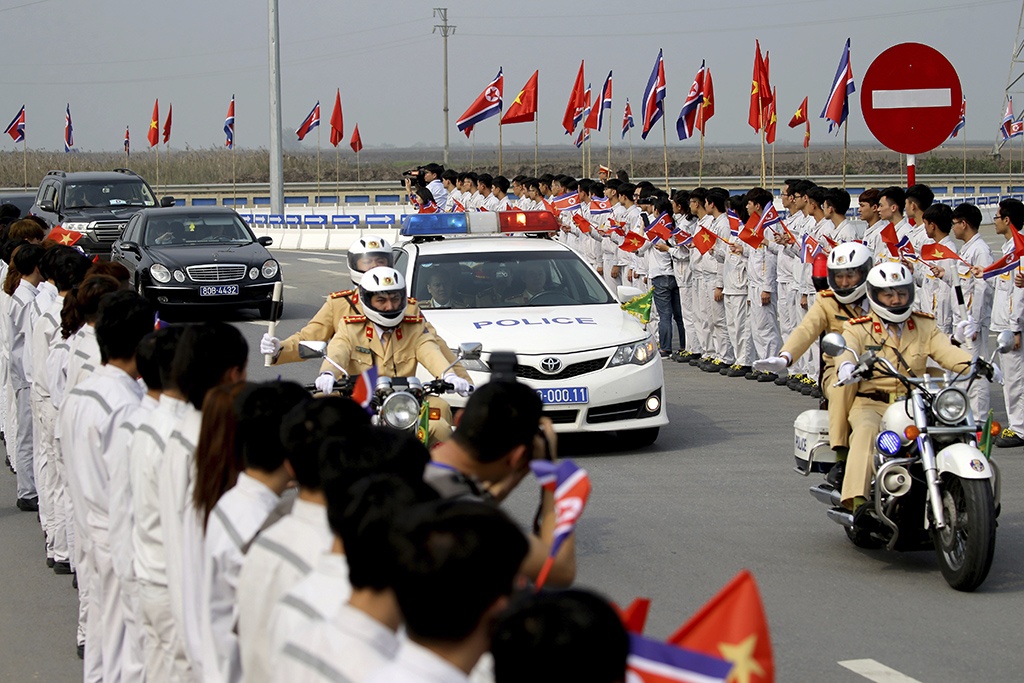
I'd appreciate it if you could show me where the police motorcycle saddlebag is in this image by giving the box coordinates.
[793,409,837,475]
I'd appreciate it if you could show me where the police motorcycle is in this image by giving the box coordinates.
[794,329,1013,592]
[297,340,481,439]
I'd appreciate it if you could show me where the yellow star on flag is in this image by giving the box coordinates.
[793,109,803,121]
[702,233,712,243]
[513,90,525,106]
[934,248,945,257]
[770,111,777,125]
[750,80,759,96]
[150,120,158,129]
[718,634,765,683]
[60,233,73,245]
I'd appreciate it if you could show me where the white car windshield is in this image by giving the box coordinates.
[64,180,157,209]
[142,215,254,247]
[411,251,614,309]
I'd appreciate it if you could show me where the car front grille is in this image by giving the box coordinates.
[185,264,247,282]
[515,357,609,381]
[543,409,579,424]
[92,221,127,244]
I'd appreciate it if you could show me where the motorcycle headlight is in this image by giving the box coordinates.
[933,388,968,425]
[608,338,657,367]
[379,391,420,430]
[262,259,279,278]
[150,263,171,283]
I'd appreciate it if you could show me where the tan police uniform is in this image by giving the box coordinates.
[779,289,865,448]
[834,310,973,506]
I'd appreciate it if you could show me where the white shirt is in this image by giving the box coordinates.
[267,553,351,677]
[276,604,400,682]
[201,472,282,683]
[481,193,502,212]
[58,364,144,539]
[365,640,471,683]
[158,405,207,678]
[8,279,38,390]
[991,238,1024,333]
[954,233,995,328]
[23,280,55,384]
[238,498,333,683]
[66,324,101,391]
[131,394,191,586]
[30,294,63,398]
[109,394,159,590]
[427,179,448,209]
[47,332,72,409]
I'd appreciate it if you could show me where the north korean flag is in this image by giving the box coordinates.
[457,68,503,136]
[350,365,379,413]
[646,212,675,243]
[553,191,581,213]
[296,101,321,141]
[627,634,732,683]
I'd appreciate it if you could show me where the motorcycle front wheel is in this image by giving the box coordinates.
[932,476,996,592]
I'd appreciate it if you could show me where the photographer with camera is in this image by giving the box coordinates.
[426,361,577,588]
[403,163,447,209]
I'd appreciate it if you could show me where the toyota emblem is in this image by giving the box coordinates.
[539,357,562,374]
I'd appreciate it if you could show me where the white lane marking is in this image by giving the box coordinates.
[871,88,951,109]
[284,285,297,290]
[300,257,342,265]
[319,269,340,276]
[244,320,270,326]
[838,659,924,683]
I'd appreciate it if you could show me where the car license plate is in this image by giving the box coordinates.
[536,387,589,405]
[199,285,239,297]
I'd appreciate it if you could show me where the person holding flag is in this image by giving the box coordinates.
[915,203,960,334]
[669,190,701,363]
[718,198,754,377]
[949,202,994,420]
[425,380,577,587]
[743,188,782,378]
[637,195,684,358]
[702,188,735,372]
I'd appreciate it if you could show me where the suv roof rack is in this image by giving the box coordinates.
[45,170,66,178]
[112,168,139,176]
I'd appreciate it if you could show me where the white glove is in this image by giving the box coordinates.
[314,372,336,394]
[953,317,978,344]
[444,373,474,397]
[753,356,788,375]
[993,363,1005,385]
[260,333,282,356]
[837,361,857,384]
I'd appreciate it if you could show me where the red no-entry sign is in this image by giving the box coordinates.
[860,43,963,156]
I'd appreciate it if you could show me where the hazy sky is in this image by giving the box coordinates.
[2,0,1020,153]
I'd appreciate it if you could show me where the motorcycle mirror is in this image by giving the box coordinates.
[458,342,483,361]
[820,332,848,358]
[996,329,1015,354]
[298,340,328,359]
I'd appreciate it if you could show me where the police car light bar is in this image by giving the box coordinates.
[400,211,559,237]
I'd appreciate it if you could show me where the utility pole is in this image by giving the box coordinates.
[433,8,455,165]
[268,0,284,213]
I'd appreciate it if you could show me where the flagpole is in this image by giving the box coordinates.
[498,120,503,176]
[356,148,361,182]
[336,146,340,204]
[698,132,705,185]
[661,115,669,192]
[471,129,475,168]
[771,143,775,193]
[628,127,634,178]
[232,142,237,207]
[758,107,765,186]
[22,138,27,190]
[805,125,810,176]
[842,122,849,186]
[607,121,611,171]
[316,124,322,207]
[580,132,585,178]
[962,121,967,198]
[155,145,160,196]
[534,117,539,175]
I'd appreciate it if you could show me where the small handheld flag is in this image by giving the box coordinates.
[224,95,235,148]
[296,101,321,141]
[821,38,855,134]
[646,212,675,243]
[5,105,25,143]
[64,103,74,152]
[529,459,591,590]
[620,231,648,253]
[693,226,718,255]
[627,634,732,683]
[572,212,592,234]
[47,225,82,246]
[621,288,654,324]
[350,365,379,413]
[552,191,581,213]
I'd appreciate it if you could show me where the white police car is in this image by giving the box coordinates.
[395,210,667,445]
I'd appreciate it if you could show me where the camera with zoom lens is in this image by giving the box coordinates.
[401,167,427,188]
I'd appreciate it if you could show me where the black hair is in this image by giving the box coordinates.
[590,181,605,197]
[952,203,982,230]
[906,184,934,212]
[999,197,1024,231]
[879,186,907,214]
[338,475,438,591]
[412,185,433,206]
[95,291,156,364]
[279,396,370,490]
[494,176,510,193]
[42,246,90,291]
[234,381,310,472]
[922,203,953,234]
[452,381,542,464]
[706,187,729,212]
[171,321,249,410]
[783,178,801,193]
[791,179,816,196]
[391,499,528,642]
[492,589,629,683]
[859,188,880,206]
[824,187,851,215]
[728,195,748,223]
[689,186,708,204]
[745,187,773,212]
[136,325,184,392]
[605,178,621,192]
[422,163,444,175]
[441,169,458,183]
[477,173,493,189]
[805,186,828,209]
[60,274,121,339]
[11,242,43,277]
[616,170,629,182]
[617,183,636,201]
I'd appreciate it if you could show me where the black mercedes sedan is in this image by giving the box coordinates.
[111,207,282,318]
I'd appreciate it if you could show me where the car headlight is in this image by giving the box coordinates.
[150,263,171,283]
[63,221,91,231]
[933,388,968,424]
[261,259,279,278]
[379,391,420,430]
[173,270,185,282]
[249,267,260,280]
[608,338,658,367]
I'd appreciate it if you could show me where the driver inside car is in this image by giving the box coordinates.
[315,267,472,443]
[832,262,975,513]
[503,261,551,305]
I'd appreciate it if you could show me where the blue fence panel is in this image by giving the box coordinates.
[191,197,216,206]
[345,195,370,204]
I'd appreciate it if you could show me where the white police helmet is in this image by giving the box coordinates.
[827,241,873,304]
[347,236,393,286]
[358,266,408,328]
[866,262,915,324]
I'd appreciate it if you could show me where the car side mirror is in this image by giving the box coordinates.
[996,329,1015,354]
[160,196,176,208]
[120,242,140,254]
[820,332,848,358]
[616,284,644,304]
[38,199,54,212]
[257,236,273,247]
[298,340,328,360]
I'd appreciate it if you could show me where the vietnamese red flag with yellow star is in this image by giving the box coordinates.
[788,96,808,128]
[668,569,774,683]
[748,42,768,132]
[46,225,83,246]
[502,70,539,125]
[696,67,715,133]
[147,99,159,147]
[920,242,967,264]
[692,226,719,255]
[620,231,647,253]
[765,87,778,144]
[738,213,765,250]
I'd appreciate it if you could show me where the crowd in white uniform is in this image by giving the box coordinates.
[421,169,1024,448]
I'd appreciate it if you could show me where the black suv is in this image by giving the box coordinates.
[30,169,174,257]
